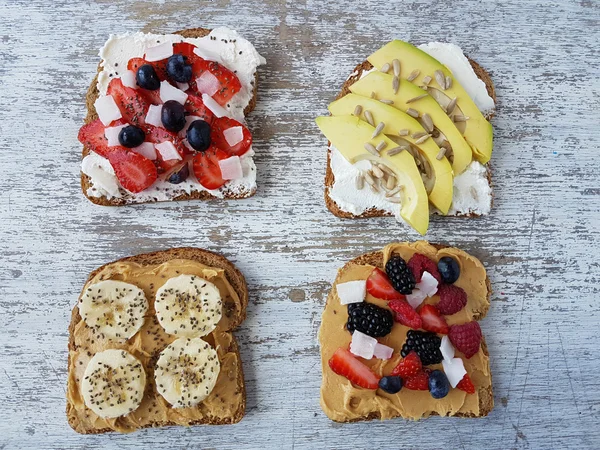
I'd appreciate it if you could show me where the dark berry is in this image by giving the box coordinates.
[346,302,393,338]
[401,330,443,366]
[166,54,193,83]
[167,163,189,184]
[161,100,186,132]
[186,119,212,151]
[379,376,402,394]
[136,64,160,90]
[438,256,460,284]
[385,256,415,294]
[118,125,145,148]
[428,370,450,399]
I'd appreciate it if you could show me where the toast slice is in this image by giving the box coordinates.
[66,248,248,433]
[81,27,263,206]
[319,241,493,422]
[324,54,496,220]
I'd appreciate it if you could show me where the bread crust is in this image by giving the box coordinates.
[66,247,248,433]
[81,27,260,206]
[324,57,495,220]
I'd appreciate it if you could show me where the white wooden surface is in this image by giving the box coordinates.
[1,0,599,448]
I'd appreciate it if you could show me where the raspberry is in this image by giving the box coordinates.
[388,299,422,329]
[407,253,442,283]
[391,351,422,378]
[456,373,476,394]
[403,370,430,390]
[448,322,482,358]
[437,284,468,315]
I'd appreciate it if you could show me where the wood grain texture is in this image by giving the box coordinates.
[0,0,599,449]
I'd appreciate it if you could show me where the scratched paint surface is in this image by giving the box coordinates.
[0,0,599,448]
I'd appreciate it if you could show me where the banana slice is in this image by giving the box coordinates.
[81,349,146,418]
[155,274,222,338]
[154,337,220,408]
[79,280,148,340]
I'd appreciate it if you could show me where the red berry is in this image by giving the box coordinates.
[391,351,422,378]
[210,116,253,157]
[143,125,188,163]
[448,322,482,358]
[328,348,380,389]
[190,59,241,105]
[107,149,158,193]
[192,145,228,190]
[128,56,168,80]
[403,370,430,390]
[388,299,422,329]
[437,284,468,315]
[185,93,215,124]
[172,42,202,65]
[407,253,442,283]
[456,373,476,394]
[78,118,126,159]
[366,268,405,301]
[107,78,149,126]
[419,304,449,334]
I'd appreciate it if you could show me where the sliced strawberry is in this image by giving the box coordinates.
[128,56,168,80]
[328,348,380,389]
[107,149,157,193]
[391,351,422,378]
[185,93,214,123]
[192,145,228,189]
[190,59,241,105]
[403,370,430,391]
[456,373,476,394]
[366,268,405,301]
[78,118,126,158]
[388,299,422,329]
[143,125,189,160]
[419,304,449,334]
[107,78,149,126]
[210,116,252,156]
[173,42,201,65]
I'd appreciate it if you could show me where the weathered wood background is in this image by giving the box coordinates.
[1,0,599,448]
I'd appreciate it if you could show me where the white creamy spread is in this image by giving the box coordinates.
[83,27,265,202]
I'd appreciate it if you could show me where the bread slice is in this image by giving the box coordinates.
[324,56,496,219]
[66,248,248,433]
[81,27,260,206]
[319,242,493,422]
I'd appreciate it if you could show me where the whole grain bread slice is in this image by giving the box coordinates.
[81,27,260,206]
[324,57,495,219]
[66,247,248,434]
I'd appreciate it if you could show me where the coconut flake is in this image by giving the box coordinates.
[224,126,244,147]
[373,343,394,360]
[440,335,455,361]
[145,104,162,127]
[121,70,137,89]
[349,331,377,359]
[336,280,366,305]
[94,95,122,126]
[176,82,189,91]
[442,357,467,388]
[417,271,439,297]
[195,71,221,96]
[145,42,173,62]
[104,124,127,147]
[201,94,228,118]
[159,80,188,104]
[218,156,243,180]
[406,288,428,309]
[132,142,157,160]
[193,45,222,63]
[155,141,182,161]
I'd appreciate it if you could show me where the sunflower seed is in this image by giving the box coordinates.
[446,97,458,115]
[380,63,391,73]
[470,186,479,200]
[372,122,385,138]
[387,146,406,156]
[378,164,395,177]
[422,75,432,85]
[371,165,384,178]
[436,147,447,160]
[353,104,363,116]
[370,182,380,193]
[387,196,402,203]
[407,69,420,82]
[412,131,427,139]
[406,93,428,103]
[386,175,396,189]
[364,142,379,155]
[355,174,365,190]
[421,113,434,132]
[376,140,387,152]
[364,110,375,126]
[370,91,376,99]
[386,185,404,197]
[415,134,431,144]
[379,99,394,105]
[406,108,420,118]
[392,76,400,94]
[364,171,375,186]
[435,70,446,89]
[398,129,410,136]
[445,76,453,89]
[392,59,401,77]
[453,114,469,122]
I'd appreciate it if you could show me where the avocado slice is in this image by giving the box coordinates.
[315,115,429,235]
[349,71,472,175]
[328,94,453,215]
[367,40,493,163]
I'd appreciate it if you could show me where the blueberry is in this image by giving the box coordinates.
[438,257,460,284]
[161,100,186,132]
[167,163,189,184]
[186,120,211,152]
[136,64,160,90]
[428,370,450,399]
[378,376,402,394]
[118,125,145,148]
[166,54,193,83]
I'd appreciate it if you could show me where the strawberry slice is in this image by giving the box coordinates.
[366,268,405,301]
[78,118,126,158]
[107,149,157,193]
[143,125,189,158]
[107,78,149,126]
[127,57,168,81]
[185,93,214,124]
[328,348,380,389]
[391,351,422,378]
[192,145,228,189]
[173,42,201,65]
[404,370,430,391]
[456,373,476,394]
[388,299,422,329]
[210,116,252,157]
[419,304,449,334]
[190,59,241,105]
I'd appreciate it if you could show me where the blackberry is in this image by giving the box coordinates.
[401,330,443,365]
[346,302,393,338]
[385,256,415,294]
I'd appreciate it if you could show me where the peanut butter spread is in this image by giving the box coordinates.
[67,259,244,433]
[319,241,492,422]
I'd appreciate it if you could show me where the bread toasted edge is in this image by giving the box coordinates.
[320,244,494,422]
[323,57,495,219]
[81,27,259,206]
[66,247,249,433]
